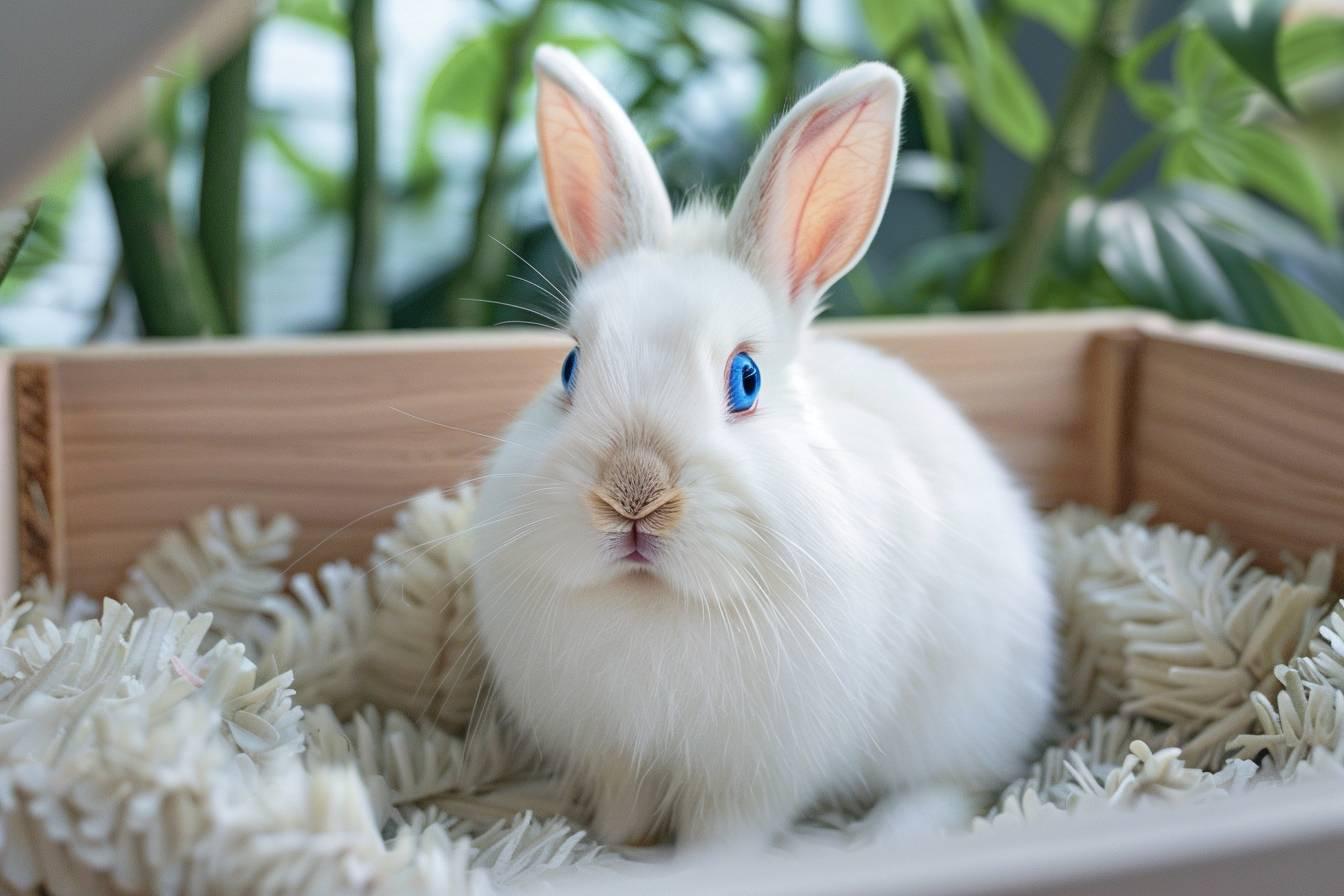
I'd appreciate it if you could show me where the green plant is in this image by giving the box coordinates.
[199,38,254,333]
[993,0,1344,345]
[0,201,41,290]
[2,0,1341,346]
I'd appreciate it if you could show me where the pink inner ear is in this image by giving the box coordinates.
[537,78,612,269]
[782,89,897,301]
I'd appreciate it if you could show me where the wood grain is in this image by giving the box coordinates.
[1083,329,1144,514]
[13,361,60,591]
[1132,324,1344,574]
[10,312,1144,598]
[0,355,18,594]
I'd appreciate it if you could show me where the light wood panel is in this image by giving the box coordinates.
[1132,323,1344,571]
[12,311,1143,598]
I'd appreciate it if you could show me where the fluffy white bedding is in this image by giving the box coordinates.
[2,489,1342,895]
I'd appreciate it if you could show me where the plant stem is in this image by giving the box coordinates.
[992,0,1147,310]
[958,0,1011,229]
[342,0,385,330]
[957,119,984,231]
[447,0,548,328]
[1093,126,1166,196]
[103,140,224,337]
[765,0,803,120]
[0,199,41,288]
[199,36,253,334]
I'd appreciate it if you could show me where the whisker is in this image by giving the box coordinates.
[280,471,565,576]
[488,234,570,309]
[388,406,538,453]
[505,272,566,305]
[502,274,568,313]
[457,295,568,329]
[422,532,556,727]
[409,503,562,724]
[440,538,562,733]
[368,498,558,579]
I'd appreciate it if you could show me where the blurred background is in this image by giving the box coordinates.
[0,0,1341,346]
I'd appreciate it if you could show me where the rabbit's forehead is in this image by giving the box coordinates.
[569,251,775,358]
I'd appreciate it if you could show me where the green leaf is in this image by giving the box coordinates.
[1118,17,1185,91]
[1004,0,1095,44]
[1061,195,1101,275]
[407,19,612,190]
[257,122,344,211]
[860,0,925,54]
[1174,26,1257,116]
[955,34,1050,160]
[1130,83,1183,122]
[0,147,88,298]
[1161,27,1336,243]
[1093,200,1179,310]
[847,260,886,314]
[276,0,347,35]
[1117,18,1186,124]
[898,52,954,163]
[0,202,40,290]
[887,231,1002,308]
[1166,182,1344,313]
[1150,205,1248,324]
[946,0,992,92]
[1259,261,1344,348]
[1056,184,1340,335]
[1279,16,1344,88]
[420,26,507,126]
[407,26,508,188]
[1197,235,1293,334]
[1191,0,1293,107]
[1161,132,1241,185]
[1223,127,1337,242]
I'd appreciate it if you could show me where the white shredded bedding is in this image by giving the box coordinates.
[2,489,1343,895]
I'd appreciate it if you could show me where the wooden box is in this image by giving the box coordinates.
[4,309,1344,894]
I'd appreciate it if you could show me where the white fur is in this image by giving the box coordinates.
[471,48,1057,850]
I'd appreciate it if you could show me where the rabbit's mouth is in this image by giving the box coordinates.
[612,526,659,566]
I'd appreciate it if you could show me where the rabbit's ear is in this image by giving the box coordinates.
[728,63,905,315]
[534,45,672,270]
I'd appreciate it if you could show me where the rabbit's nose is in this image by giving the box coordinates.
[588,486,683,534]
[587,442,683,534]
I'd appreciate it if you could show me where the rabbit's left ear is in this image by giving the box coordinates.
[534,45,672,270]
[728,63,905,315]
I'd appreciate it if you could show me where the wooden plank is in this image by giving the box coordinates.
[13,360,63,591]
[595,774,1344,896]
[0,354,18,594]
[1132,323,1344,572]
[1082,329,1143,514]
[12,311,1145,598]
[849,313,1151,513]
[13,360,60,591]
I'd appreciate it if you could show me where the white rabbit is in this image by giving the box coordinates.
[470,45,1056,850]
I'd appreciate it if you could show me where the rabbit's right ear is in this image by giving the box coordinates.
[727,63,904,319]
[534,45,672,270]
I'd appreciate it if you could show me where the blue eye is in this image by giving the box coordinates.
[561,347,579,393]
[727,352,761,414]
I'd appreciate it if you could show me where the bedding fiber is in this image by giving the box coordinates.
[2,490,1342,894]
